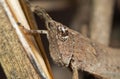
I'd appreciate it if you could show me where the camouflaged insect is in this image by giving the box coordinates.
[34,7,120,79]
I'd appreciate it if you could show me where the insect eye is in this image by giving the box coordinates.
[57,25,69,41]
[47,22,53,30]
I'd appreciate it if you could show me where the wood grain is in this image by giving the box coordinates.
[0,5,41,79]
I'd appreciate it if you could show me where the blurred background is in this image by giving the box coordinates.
[0,0,120,79]
[29,0,120,48]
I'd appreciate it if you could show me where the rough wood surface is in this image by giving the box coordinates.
[0,5,41,79]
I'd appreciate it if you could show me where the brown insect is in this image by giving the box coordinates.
[32,7,120,79]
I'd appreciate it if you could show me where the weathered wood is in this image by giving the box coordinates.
[0,5,41,79]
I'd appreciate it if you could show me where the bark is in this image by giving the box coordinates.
[90,0,114,46]
[0,5,41,79]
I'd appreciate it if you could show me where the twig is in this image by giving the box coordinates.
[1,0,53,79]
[90,0,115,46]
[0,3,41,79]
